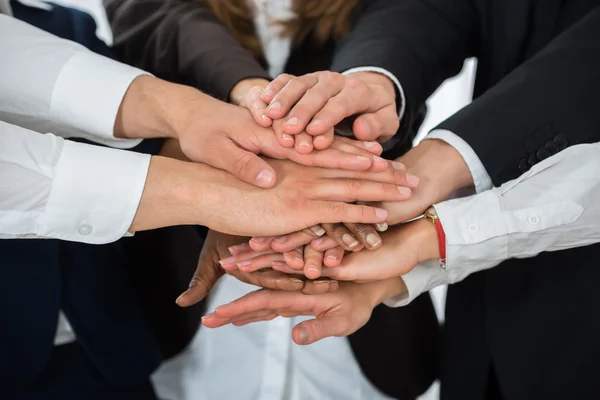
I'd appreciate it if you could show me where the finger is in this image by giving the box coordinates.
[350,112,383,141]
[305,80,374,136]
[232,311,278,326]
[292,316,347,345]
[312,202,389,225]
[272,119,295,148]
[228,269,304,291]
[294,132,314,154]
[249,236,275,252]
[204,138,276,188]
[261,74,295,104]
[313,180,413,203]
[272,261,304,275]
[285,147,374,171]
[283,72,345,135]
[329,137,383,157]
[271,226,325,253]
[320,159,410,186]
[283,247,305,270]
[214,290,314,319]
[218,249,277,271]
[301,279,338,295]
[245,86,273,128]
[320,223,360,251]
[236,253,286,273]
[202,313,232,328]
[303,245,323,280]
[265,74,319,119]
[311,129,334,151]
[310,236,339,252]
[176,257,225,308]
[344,223,382,250]
[353,107,400,142]
[323,247,345,267]
[228,242,253,256]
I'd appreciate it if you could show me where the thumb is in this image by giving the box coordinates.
[292,315,346,345]
[176,257,224,307]
[206,138,277,188]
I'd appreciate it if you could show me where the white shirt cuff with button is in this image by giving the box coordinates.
[425,129,493,193]
[385,143,600,307]
[0,121,150,244]
[0,14,148,149]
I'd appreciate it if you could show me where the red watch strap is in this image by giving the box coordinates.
[434,218,446,268]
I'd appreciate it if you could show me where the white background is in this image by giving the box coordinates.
[43,2,477,399]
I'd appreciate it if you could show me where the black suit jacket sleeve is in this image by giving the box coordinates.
[331,0,480,142]
[437,7,600,185]
[103,0,270,99]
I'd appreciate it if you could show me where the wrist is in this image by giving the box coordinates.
[413,216,441,263]
[230,78,270,106]
[115,75,206,140]
[369,278,408,306]
[400,139,473,201]
[129,156,214,232]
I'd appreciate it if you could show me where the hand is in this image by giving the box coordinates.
[114,75,390,189]
[176,230,340,308]
[318,218,440,282]
[202,278,407,345]
[230,78,272,127]
[373,139,474,225]
[261,71,399,147]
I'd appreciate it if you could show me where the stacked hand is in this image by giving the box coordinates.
[168,70,473,345]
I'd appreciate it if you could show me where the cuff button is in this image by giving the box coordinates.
[78,223,94,236]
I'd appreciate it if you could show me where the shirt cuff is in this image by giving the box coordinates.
[425,129,493,193]
[384,260,447,307]
[342,67,406,121]
[50,52,149,149]
[39,140,150,244]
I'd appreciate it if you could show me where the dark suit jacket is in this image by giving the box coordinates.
[103,1,440,398]
[330,1,600,399]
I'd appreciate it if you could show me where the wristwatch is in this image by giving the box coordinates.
[424,206,447,270]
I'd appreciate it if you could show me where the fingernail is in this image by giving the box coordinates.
[219,256,236,266]
[326,254,337,260]
[236,260,252,268]
[299,140,311,148]
[366,233,382,247]
[392,161,405,171]
[342,234,359,248]
[256,170,274,186]
[286,116,299,126]
[262,89,274,99]
[397,186,412,196]
[252,237,266,244]
[375,223,388,232]
[261,114,269,120]
[309,226,326,236]
[274,236,287,243]
[373,156,386,163]
[228,244,247,255]
[314,135,327,142]
[297,327,310,344]
[175,292,187,305]
[312,237,325,247]
[364,141,378,149]
[282,133,294,142]
[308,119,322,127]
[307,266,319,273]
[406,172,419,186]
[314,279,330,284]
[267,101,282,111]
[356,155,370,162]
[290,278,304,284]
[375,208,388,220]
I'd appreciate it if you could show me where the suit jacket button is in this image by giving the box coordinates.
[518,159,529,173]
[545,141,559,155]
[528,153,538,167]
[554,135,568,151]
[537,147,550,161]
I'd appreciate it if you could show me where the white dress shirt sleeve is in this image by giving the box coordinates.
[0,120,150,244]
[386,143,600,307]
[0,14,147,148]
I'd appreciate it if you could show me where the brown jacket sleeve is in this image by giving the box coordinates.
[103,0,270,100]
